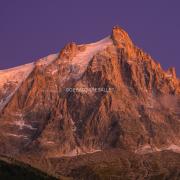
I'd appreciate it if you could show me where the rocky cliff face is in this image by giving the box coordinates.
[0,26,179,160]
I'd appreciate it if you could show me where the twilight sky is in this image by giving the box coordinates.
[0,0,179,76]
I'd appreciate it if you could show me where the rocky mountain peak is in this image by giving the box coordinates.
[58,42,86,61]
[0,26,179,161]
[111,26,132,44]
[167,67,177,78]
[58,42,79,60]
[111,26,138,59]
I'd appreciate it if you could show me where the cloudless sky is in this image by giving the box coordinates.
[0,0,179,76]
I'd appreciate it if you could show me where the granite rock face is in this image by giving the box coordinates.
[0,26,179,160]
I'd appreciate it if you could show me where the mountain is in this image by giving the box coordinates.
[0,26,179,179]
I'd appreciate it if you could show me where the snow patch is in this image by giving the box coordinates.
[164,144,180,153]
[165,74,173,78]
[0,63,35,111]
[35,53,58,66]
[6,133,28,139]
[50,148,102,158]
[46,141,55,144]
[61,148,102,157]
[135,144,180,154]
[14,120,37,130]
[0,62,34,87]
[69,37,113,79]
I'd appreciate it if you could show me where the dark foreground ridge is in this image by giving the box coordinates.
[13,149,180,180]
[0,156,57,180]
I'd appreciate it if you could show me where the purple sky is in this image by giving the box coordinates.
[0,0,179,76]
